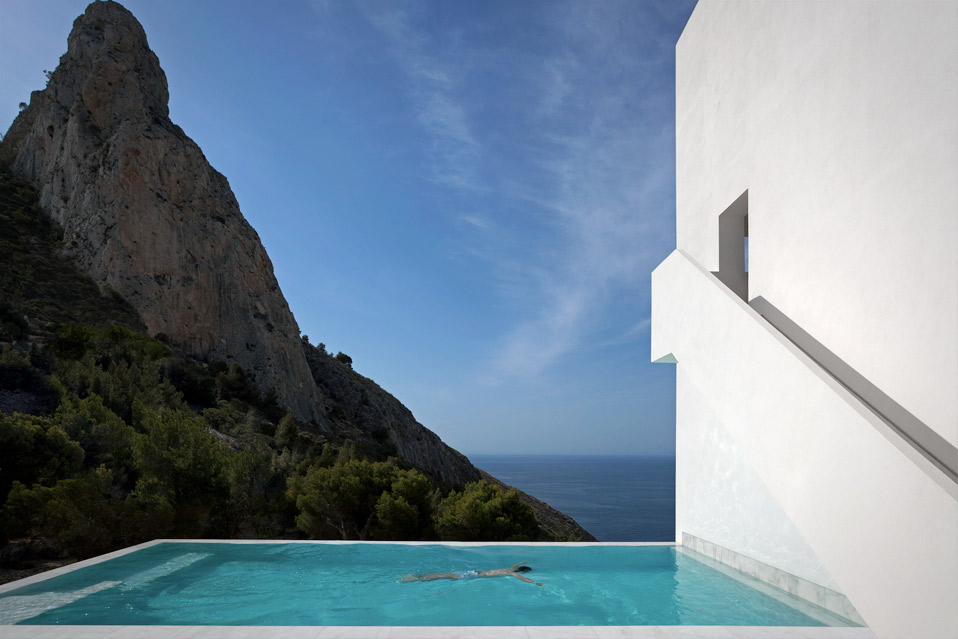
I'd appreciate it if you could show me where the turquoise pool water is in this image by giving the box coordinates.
[0,542,854,626]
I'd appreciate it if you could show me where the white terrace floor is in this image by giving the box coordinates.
[0,624,876,638]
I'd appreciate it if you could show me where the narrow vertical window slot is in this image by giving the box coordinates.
[744,215,749,273]
[714,191,749,300]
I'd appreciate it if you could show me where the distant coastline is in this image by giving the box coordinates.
[469,455,676,542]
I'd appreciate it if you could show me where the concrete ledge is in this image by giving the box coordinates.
[683,533,864,626]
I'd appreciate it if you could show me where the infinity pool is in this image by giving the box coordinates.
[0,541,856,627]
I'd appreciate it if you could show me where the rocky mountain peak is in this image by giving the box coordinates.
[2,0,326,426]
[59,1,169,126]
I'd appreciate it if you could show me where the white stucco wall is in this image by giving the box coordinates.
[653,251,957,638]
[676,0,958,443]
[675,366,841,593]
[656,2,958,637]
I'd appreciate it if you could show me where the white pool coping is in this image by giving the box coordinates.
[0,624,877,638]
[0,540,876,639]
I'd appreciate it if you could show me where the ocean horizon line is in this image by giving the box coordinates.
[467,452,676,459]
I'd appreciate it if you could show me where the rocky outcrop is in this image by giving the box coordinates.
[1,1,324,426]
[302,342,482,487]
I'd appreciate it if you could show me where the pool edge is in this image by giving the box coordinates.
[0,624,877,638]
[0,539,164,596]
[680,534,866,627]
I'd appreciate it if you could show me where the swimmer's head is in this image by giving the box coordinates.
[514,566,532,573]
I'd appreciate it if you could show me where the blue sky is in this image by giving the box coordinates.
[1,0,697,456]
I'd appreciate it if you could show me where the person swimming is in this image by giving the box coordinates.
[401,561,543,586]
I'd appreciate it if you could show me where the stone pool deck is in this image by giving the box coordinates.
[0,625,876,638]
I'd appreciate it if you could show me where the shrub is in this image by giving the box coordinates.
[292,458,394,539]
[57,394,136,474]
[291,458,435,540]
[49,324,98,360]
[435,481,538,542]
[132,407,229,537]
[371,468,436,540]
[4,467,175,559]
[0,345,41,391]
[0,412,84,502]
[225,443,291,537]
[0,302,28,341]
[161,358,216,408]
[215,362,259,404]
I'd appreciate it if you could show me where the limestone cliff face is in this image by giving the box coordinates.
[2,1,324,425]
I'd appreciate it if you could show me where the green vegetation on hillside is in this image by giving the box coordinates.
[1,323,544,560]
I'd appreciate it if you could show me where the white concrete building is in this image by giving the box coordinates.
[651,2,958,637]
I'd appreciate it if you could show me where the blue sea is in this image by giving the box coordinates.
[470,455,675,542]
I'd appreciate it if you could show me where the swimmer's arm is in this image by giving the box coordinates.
[510,560,528,571]
[513,573,543,586]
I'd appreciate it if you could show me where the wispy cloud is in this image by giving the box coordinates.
[536,55,576,117]
[355,0,680,380]
[359,2,481,189]
[478,2,678,378]
[459,215,490,231]
[495,279,592,378]
[598,317,653,349]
